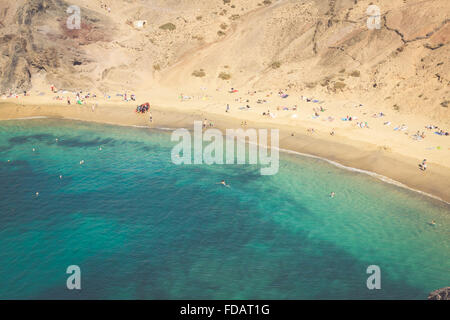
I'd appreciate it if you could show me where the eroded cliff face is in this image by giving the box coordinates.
[0,0,115,92]
[0,0,448,121]
[428,287,450,300]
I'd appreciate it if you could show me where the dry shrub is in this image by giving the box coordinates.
[159,23,176,31]
[192,69,206,77]
[218,72,231,80]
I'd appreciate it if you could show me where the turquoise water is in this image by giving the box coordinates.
[0,119,448,299]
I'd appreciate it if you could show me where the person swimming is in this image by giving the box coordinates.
[330,192,335,198]
[430,220,436,226]
[218,180,230,188]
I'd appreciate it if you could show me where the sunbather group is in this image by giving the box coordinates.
[425,125,448,136]
[136,102,150,113]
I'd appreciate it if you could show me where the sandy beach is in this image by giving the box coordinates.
[1,88,449,203]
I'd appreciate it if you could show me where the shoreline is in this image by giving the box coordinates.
[1,100,450,204]
[3,115,449,206]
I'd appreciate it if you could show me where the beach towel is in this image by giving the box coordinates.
[281,94,289,98]
[312,99,319,103]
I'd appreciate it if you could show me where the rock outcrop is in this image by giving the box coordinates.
[428,287,450,300]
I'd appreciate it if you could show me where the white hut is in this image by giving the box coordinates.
[133,20,147,29]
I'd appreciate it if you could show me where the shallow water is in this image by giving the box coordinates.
[0,119,448,299]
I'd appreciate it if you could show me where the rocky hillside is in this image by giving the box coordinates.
[0,0,448,121]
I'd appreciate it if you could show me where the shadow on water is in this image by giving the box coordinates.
[5,133,166,153]
[57,137,116,148]
[0,162,426,299]
[0,120,439,300]
[8,134,55,145]
[32,203,427,299]
[6,132,118,149]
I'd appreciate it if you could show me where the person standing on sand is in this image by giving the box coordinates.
[149,112,153,123]
[419,159,427,171]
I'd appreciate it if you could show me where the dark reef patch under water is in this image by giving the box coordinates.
[0,119,448,299]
